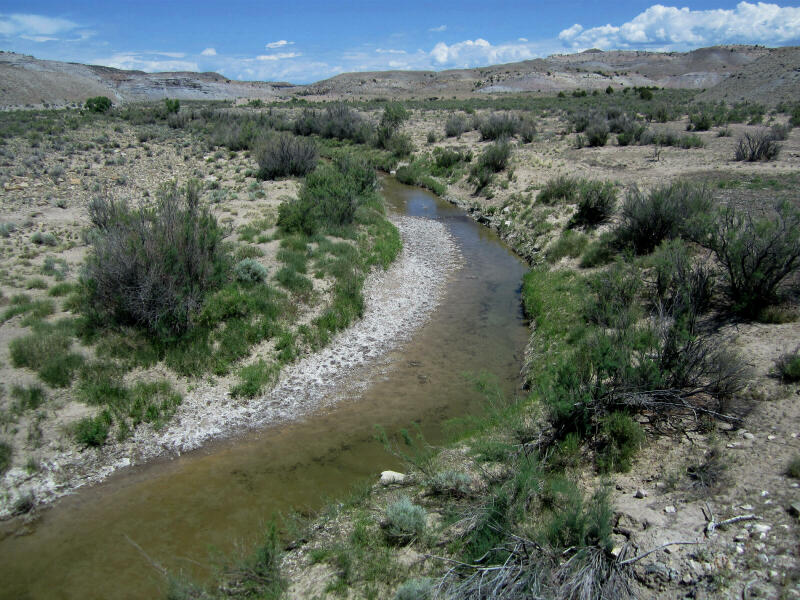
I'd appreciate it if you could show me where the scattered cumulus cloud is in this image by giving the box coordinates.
[201,47,217,56]
[96,52,199,72]
[375,48,406,54]
[430,38,537,67]
[558,2,800,50]
[518,37,528,42]
[265,40,293,49]
[0,13,86,42]
[428,25,447,32]
[256,52,301,61]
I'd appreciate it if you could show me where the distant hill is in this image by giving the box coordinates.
[0,51,292,108]
[1,45,797,109]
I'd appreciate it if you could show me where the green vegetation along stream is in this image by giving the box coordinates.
[0,178,529,599]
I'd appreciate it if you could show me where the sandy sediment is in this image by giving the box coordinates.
[0,215,462,516]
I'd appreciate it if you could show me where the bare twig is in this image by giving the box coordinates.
[125,534,168,578]
[618,540,702,565]
[706,514,759,534]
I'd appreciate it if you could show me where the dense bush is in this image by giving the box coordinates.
[700,201,800,316]
[72,412,112,447]
[776,350,800,383]
[734,130,780,161]
[596,412,644,473]
[85,96,112,113]
[383,496,426,544]
[234,258,268,283]
[444,113,469,137]
[479,112,520,140]
[255,133,317,180]
[468,139,512,192]
[83,180,229,337]
[538,175,579,205]
[570,181,617,229]
[293,104,373,143]
[164,98,180,114]
[585,121,610,147]
[277,155,377,235]
[688,111,712,131]
[615,182,711,254]
[652,240,714,332]
[0,441,12,475]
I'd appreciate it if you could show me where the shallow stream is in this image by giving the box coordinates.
[0,179,529,599]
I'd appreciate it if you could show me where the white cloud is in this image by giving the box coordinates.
[375,48,406,54]
[430,38,537,67]
[256,52,301,61]
[518,37,528,42]
[265,40,293,49]
[429,25,447,32]
[201,47,217,56]
[0,13,88,43]
[558,2,800,50]
[96,53,199,72]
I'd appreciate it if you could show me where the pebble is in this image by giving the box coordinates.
[743,432,755,440]
[634,488,648,498]
[664,505,677,514]
[767,434,776,441]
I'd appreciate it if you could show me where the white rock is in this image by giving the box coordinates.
[767,434,776,441]
[634,488,648,498]
[664,505,677,514]
[380,470,406,485]
[743,432,755,440]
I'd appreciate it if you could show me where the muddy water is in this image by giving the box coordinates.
[0,179,529,600]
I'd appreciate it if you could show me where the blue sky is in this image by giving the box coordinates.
[1,1,799,83]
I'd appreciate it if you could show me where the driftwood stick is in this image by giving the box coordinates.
[618,540,702,566]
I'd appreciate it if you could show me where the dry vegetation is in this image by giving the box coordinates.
[1,86,799,600]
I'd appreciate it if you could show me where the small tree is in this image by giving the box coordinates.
[702,201,800,316]
[83,181,229,337]
[85,96,112,113]
[164,98,180,114]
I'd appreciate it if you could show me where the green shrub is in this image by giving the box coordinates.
[9,326,84,387]
[585,121,609,147]
[586,260,641,327]
[385,132,414,157]
[479,112,520,140]
[570,181,617,229]
[85,96,112,113]
[444,113,469,137]
[255,133,318,180]
[383,496,426,544]
[734,130,780,161]
[234,258,268,283]
[786,455,800,479]
[278,156,377,235]
[231,360,279,398]
[547,230,588,263]
[395,578,433,600]
[776,351,800,383]
[31,231,57,246]
[11,385,46,413]
[477,138,512,172]
[615,182,711,254]
[700,201,800,316]
[651,239,714,331]
[427,470,471,497]
[542,480,612,551]
[519,117,537,143]
[72,412,112,447]
[580,233,616,268]
[688,111,712,131]
[538,175,580,205]
[596,412,644,472]
[41,257,70,281]
[164,98,180,114]
[83,180,229,337]
[639,88,653,100]
[0,441,12,475]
